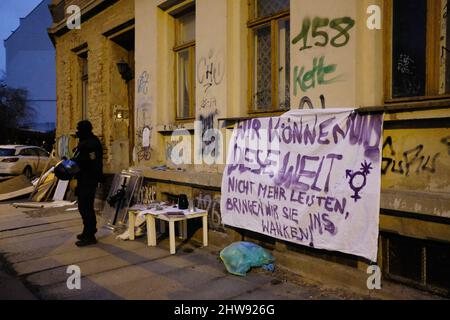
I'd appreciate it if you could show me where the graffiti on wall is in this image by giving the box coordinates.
[198,110,219,158]
[200,96,217,110]
[137,71,149,95]
[197,48,224,160]
[197,49,224,112]
[135,88,153,162]
[293,56,343,95]
[197,49,225,94]
[136,181,157,205]
[292,16,355,98]
[381,129,450,185]
[193,188,224,232]
[292,16,355,51]
[298,94,326,109]
[136,125,153,162]
[290,11,356,109]
[161,123,186,132]
[165,137,182,162]
[382,136,440,176]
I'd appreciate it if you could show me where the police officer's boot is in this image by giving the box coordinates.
[75,236,97,247]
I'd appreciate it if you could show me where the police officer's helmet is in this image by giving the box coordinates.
[54,159,80,181]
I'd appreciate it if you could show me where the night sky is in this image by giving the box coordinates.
[0,0,43,76]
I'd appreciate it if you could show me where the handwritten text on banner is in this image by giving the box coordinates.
[221,109,383,261]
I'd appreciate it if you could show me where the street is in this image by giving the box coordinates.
[0,201,442,300]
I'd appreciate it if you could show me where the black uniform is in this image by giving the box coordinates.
[72,121,103,244]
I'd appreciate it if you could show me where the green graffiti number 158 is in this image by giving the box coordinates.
[292,16,355,51]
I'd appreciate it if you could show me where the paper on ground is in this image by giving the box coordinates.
[116,213,147,240]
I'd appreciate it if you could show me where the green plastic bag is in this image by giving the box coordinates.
[220,242,275,276]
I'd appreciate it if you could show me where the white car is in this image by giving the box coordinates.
[0,145,51,179]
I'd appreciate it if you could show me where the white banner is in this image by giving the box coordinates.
[221,109,383,261]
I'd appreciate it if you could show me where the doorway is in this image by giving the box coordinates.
[108,25,135,167]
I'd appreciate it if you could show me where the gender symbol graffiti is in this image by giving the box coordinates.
[346,161,373,202]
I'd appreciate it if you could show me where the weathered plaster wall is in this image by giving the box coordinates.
[195,0,227,172]
[55,0,134,173]
[130,0,450,294]
[135,0,230,171]
[133,1,450,255]
[290,0,357,109]
[289,0,450,239]
[382,128,450,193]
[381,127,450,218]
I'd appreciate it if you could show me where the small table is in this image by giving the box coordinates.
[128,207,208,254]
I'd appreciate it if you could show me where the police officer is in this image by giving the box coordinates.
[72,120,103,247]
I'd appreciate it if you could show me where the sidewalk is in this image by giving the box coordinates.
[0,202,441,300]
[0,258,36,300]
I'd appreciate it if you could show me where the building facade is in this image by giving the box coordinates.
[51,0,450,296]
[48,0,135,172]
[4,0,56,132]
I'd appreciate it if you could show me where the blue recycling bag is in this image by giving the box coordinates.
[220,242,275,276]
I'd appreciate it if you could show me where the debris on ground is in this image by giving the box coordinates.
[11,167,73,209]
[12,200,76,209]
[0,175,36,201]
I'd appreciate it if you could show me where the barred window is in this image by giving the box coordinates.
[249,0,290,112]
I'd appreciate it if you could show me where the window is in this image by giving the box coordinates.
[19,148,37,157]
[392,0,427,98]
[383,233,450,296]
[79,52,88,120]
[0,148,16,156]
[35,148,49,157]
[440,0,450,94]
[387,0,447,100]
[248,0,290,112]
[174,9,196,120]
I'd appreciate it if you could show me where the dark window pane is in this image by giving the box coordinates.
[36,148,49,157]
[426,241,450,291]
[443,11,450,93]
[19,148,36,156]
[388,235,423,282]
[443,5,450,93]
[392,0,427,98]
[0,148,16,156]
[256,0,289,18]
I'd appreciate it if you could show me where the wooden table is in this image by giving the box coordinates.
[128,207,208,254]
